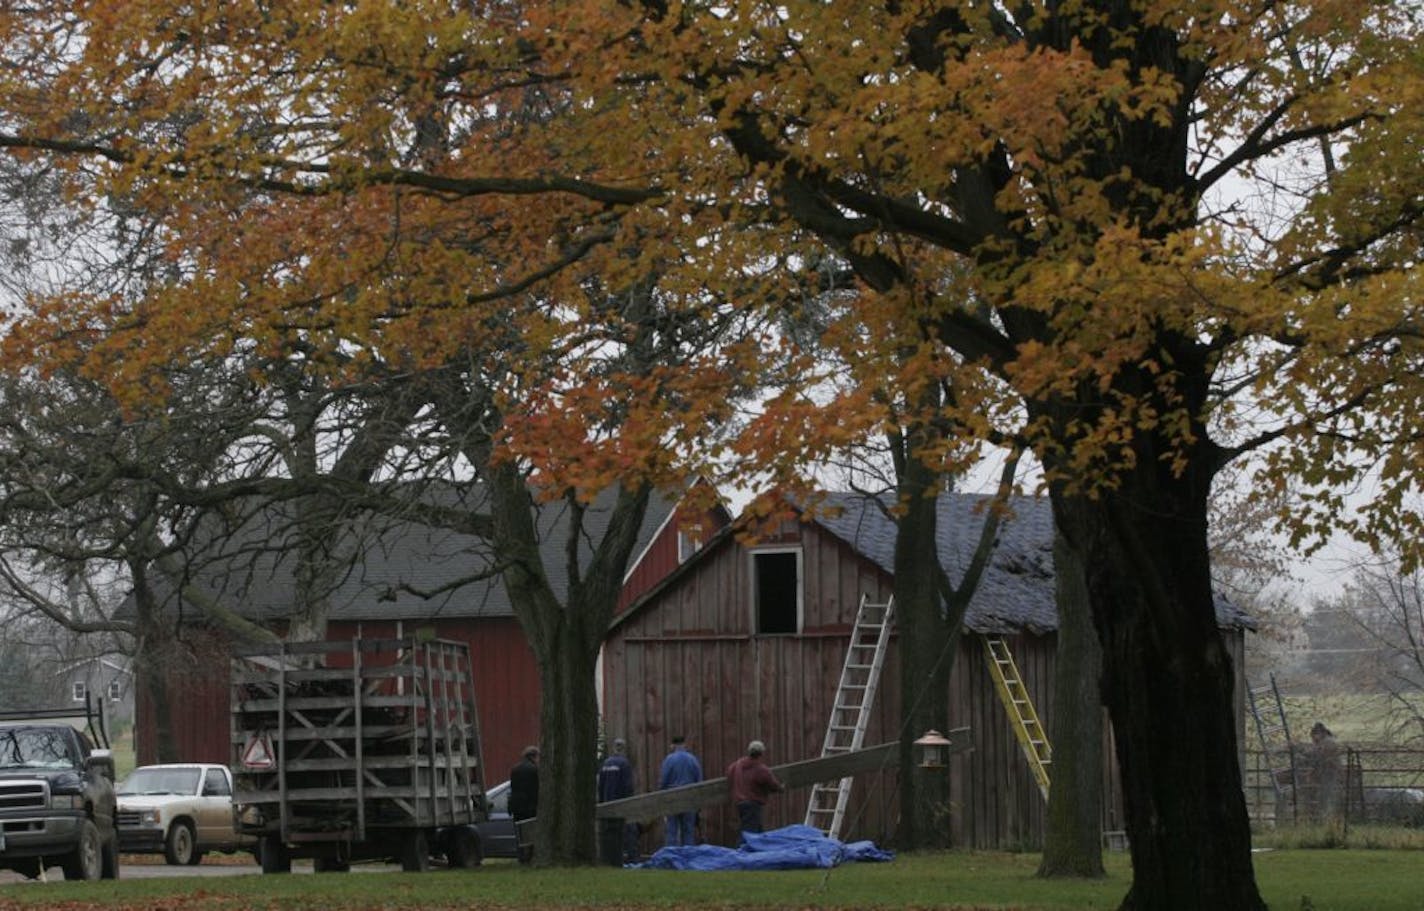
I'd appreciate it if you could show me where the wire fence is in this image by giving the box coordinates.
[1243,747,1424,828]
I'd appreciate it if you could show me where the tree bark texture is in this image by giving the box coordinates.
[489,463,652,865]
[893,445,956,850]
[1050,453,1264,911]
[286,493,344,644]
[530,615,602,865]
[1037,527,1105,878]
[130,560,177,763]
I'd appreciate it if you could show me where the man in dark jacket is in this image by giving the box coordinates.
[725,739,784,839]
[597,737,638,863]
[509,745,540,863]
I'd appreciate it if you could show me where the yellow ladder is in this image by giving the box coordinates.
[982,635,1051,802]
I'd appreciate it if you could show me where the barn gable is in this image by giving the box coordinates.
[603,490,1251,850]
[603,513,902,846]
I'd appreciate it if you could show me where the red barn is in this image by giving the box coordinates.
[133,482,731,787]
[601,492,1253,849]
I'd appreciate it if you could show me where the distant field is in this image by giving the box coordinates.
[1241,691,1424,816]
[1251,692,1419,747]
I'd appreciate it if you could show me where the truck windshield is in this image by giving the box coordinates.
[118,767,202,796]
[0,727,77,770]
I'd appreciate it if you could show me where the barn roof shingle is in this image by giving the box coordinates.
[140,486,679,624]
[810,491,1255,633]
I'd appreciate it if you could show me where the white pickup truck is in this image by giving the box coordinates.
[116,763,256,865]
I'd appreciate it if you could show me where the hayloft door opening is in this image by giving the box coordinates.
[752,549,801,634]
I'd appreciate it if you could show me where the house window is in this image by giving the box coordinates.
[677,524,703,563]
[71,682,86,702]
[108,680,122,702]
[752,549,801,635]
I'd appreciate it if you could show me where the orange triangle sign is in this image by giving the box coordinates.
[241,733,275,770]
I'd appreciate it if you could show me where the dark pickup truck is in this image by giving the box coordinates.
[0,699,120,880]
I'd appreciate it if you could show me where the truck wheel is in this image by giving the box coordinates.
[61,819,103,881]
[11,859,41,880]
[447,828,482,868]
[399,830,430,872]
[101,831,121,879]
[164,820,198,866]
[259,835,292,874]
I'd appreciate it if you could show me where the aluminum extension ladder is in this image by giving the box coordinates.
[1247,672,1298,824]
[983,635,1051,802]
[804,594,895,838]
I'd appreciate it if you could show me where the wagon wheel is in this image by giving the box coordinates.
[259,835,291,874]
[447,828,482,868]
[400,830,431,873]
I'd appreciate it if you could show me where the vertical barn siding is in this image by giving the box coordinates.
[607,522,902,847]
[617,496,733,616]
[617,509,678,616]
[605,516,1253,850]
[948,633,1054,849]
[140,616,541,791]
[136,628,232,766]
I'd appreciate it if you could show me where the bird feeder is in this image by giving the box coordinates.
[914,729,953,769]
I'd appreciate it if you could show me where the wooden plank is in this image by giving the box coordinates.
[234,694,420,713]
[268,755,464,773]
[232,637,425,658]
[232,724,407,743]
[237,785,477,806]
[233,667,357,685]
[595,733,970,820]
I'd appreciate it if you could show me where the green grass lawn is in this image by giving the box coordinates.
[2,849,1421,911]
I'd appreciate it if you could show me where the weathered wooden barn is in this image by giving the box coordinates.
[133,483,731,785]
[601,492,1254,849]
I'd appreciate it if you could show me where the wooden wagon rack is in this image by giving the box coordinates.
[230,637,486,849]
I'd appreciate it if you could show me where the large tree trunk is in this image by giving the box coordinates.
[129,559,177,764]
[488,462,651,865]
[893,440,955,850]
[531,607,602,864]
[286,493,341,644]
[1037,526,1104,877]
[1050,453,1263,911]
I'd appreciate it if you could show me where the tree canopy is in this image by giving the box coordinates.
[0,0,1420,901]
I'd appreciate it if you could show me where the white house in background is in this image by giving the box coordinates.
[55,655,134,729]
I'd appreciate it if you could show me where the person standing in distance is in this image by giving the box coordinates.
[726,740,784,839]
[597,737,639,863]
[657,734,702,846]
[509,745,540,864]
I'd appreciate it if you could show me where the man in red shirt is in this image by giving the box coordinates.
[725,740,785,839]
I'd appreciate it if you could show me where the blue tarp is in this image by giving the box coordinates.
[633,824,894,871]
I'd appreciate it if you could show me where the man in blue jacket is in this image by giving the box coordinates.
[657,735,703,846]
[597,738,638,863]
